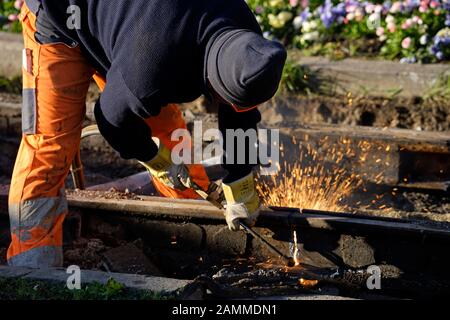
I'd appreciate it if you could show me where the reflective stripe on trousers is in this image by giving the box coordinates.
[8,189,66,267]
[8,245,63,268]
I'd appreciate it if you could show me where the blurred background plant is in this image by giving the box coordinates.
[0,75,21,94]
[278,59,318,93]
[247,0,450,63]
[0,0,22,32]
[423,72,450,103]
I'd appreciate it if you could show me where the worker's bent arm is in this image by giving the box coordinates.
[218,103,262,183]
[94,66,158,162]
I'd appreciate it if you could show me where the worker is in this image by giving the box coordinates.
[8,0,286,268]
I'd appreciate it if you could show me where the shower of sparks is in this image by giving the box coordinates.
[257,135,388,213]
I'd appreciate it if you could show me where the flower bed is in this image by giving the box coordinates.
[1,0,449,62]
[248,0,449,62]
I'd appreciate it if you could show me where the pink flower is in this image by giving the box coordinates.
[14,0,23,10]
[346,5,357,13]
[412,16,423,24]
[365,3,375,14]
[430,1,439,8]
[8,14,18,22]
[419,4,428,12]
[387,22,396,33]
[301,0,309,9]
[401,37,412,49]
[290,0,299,7]
[376,27,385,37]
[390,1,402,13]
[402,19,413,29]
[374,5,383,13]
[354,9,364,22]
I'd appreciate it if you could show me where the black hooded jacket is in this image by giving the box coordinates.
[28,0,264,180]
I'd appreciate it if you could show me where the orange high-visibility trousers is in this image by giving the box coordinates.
[8,3,93,267]
[9,4,209,268]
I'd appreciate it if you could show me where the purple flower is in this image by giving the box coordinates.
[332,3,347,17]
[382,1,392,14]
[319,0,334,28]
[318,0,348,29]
[430,44,438,54]
[446,14,450,27]
[299,7,311,23]
[404,0,420,11]
[443,0,450,11]
[430,32,450,60]
[255,6,264,14]
[435,51,444,60]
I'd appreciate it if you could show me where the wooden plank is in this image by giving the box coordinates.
[67,193,224,221]
[284,124,450,153]
[293,55,450,98]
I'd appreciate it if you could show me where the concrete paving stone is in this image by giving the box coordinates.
[0,265,33,277]
[0,265,199,297]
[0,32,23,78]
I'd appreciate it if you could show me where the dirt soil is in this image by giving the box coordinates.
[0,92,21,104]
[83,85,450,132]
[63,237,110,270]
[258,94,450,132]
[3,88,449,134]
[66,189,142,201]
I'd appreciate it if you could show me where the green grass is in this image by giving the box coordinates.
[423,73,450,104]
[278,59,321,95]
[0,277,169,300]
[0,75,21,94]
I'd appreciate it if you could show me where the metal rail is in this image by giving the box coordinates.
[64,191,450,240]
[70,125,102,190]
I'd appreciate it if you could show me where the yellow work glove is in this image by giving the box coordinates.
[222,172,261,231]
[139,138,192,190]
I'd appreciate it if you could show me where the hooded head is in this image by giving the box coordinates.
[206,29,287,111]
